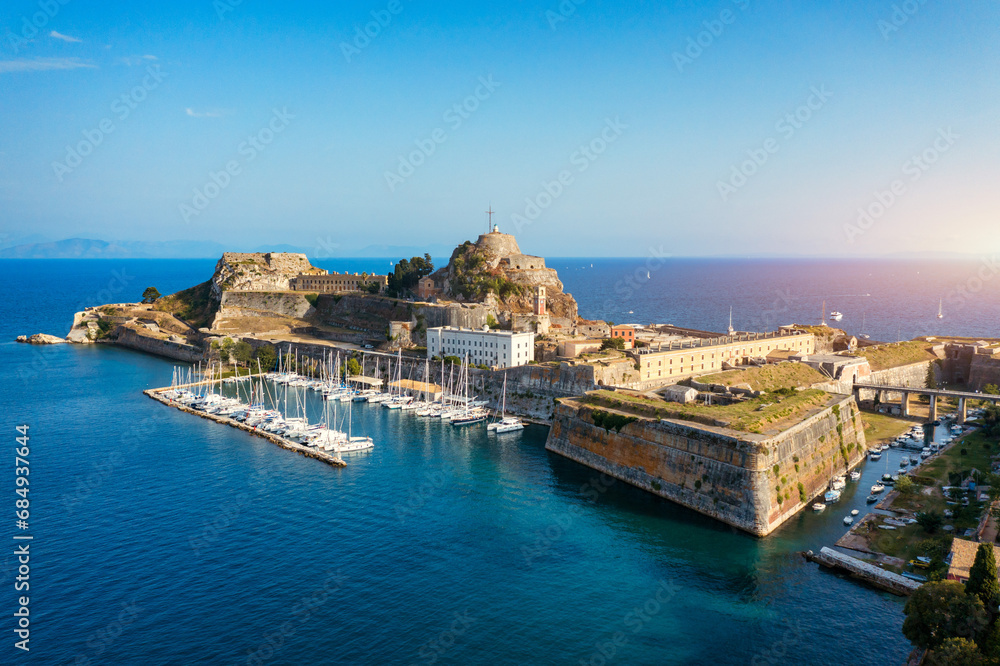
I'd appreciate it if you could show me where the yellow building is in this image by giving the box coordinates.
[630,330,815,382]
[290,272,388,294]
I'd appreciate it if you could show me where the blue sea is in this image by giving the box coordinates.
[3,257,998,665]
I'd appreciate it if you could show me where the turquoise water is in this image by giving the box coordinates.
[3,258,970,664]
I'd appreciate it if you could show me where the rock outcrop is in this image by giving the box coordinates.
[428,229,578,325]
[16,333,66,344]
[210,252,322,299]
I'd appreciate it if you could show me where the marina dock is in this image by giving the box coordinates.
[145,385,347,468]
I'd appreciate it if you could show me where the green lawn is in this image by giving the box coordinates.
[698,363,828,391]
[586,389,833,434]
[861,412,913,443]
[857,340,937,372]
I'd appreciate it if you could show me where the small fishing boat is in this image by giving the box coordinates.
[829,311,843,321]
[849,471,861,481]
[900,456,910,467]
[844,516,854,525]
[813,503,827,513]
[871,483,885,494]
[830,476,846,491]
[868,450,882,461]
[824,489,842,503]
[851,509,860,516]
[866,495,879,504]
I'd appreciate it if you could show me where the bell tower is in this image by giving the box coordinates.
[534,286,546,315]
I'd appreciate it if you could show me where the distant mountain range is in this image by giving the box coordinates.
[0,238,457,261]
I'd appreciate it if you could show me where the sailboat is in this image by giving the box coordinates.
[937,299,944,319]
[452,355,487,426]
[860,313,870,340]
[488,373,524,433]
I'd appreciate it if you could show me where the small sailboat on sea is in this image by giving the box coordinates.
[488,373,524,433]
[937,299,944,319]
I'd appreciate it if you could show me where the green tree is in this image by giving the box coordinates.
[928,637,985,666]
[343,357,362,377]
[233,341,253,367]
[917,511,945,534]
[219,338,235,362]
[983,403,1000,437]
[386,254,434,297]
[966,543,1000,615]
[984,384,998,396]
[141,286,161,303]
[896,475,916,497]
[926,362,938,390]
[254,344,277,372]
[903,581,987,650]
[601,337,626,351]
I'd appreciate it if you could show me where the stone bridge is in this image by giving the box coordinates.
[853,382,1000,423]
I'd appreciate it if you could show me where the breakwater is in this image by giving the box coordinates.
[804,547,922,596]
[144,386,347,468]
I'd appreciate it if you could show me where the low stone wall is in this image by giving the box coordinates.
[808,547,922,596]
[113,326,204,363]
[544,393,867,536]
[969,354,1000,392]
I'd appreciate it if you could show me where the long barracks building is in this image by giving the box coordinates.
[629,330,816,383]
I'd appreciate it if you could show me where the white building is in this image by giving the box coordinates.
[426,326,535,369]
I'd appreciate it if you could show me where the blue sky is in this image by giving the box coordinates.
[1,0,998,257]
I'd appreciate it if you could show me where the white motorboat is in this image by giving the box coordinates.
[849,471,861,481]
[830,477,846,491]
[813,503,826,512]
[829,311,843,321]
[844,516,854,525]
[851,509,860,516]
[871,483,885,494]
[824,490,842,503]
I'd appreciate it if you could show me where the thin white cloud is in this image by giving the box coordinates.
[185,108,230,118]
[49,30,82,43]
[120,55,159,66]
[0,57,97,73]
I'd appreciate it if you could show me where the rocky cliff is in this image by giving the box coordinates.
[545,393,867,536]
[428,230,578,324]
[210,252,321,299]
